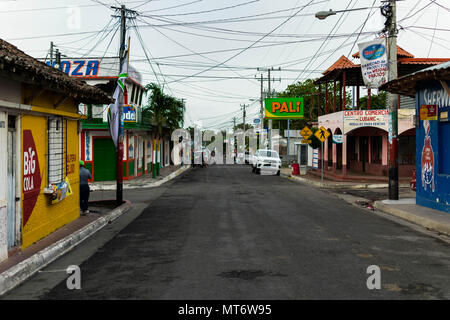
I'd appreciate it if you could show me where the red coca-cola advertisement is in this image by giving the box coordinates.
[421,120,435,193]
[22,130,41,227]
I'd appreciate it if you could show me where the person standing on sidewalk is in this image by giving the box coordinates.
[79,160,92,215]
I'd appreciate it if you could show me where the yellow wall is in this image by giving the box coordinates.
[21,90,81,249]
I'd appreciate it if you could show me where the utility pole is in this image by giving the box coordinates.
[232,117,237,130]
[257,67,281,150]
[268,68,272,149]
[54,49,61,70]
[240,104,247,132]
[49,41,54,66]
[112,4,128,205]
[385,0,399,200]
[260,74,264,129]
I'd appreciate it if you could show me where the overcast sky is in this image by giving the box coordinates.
[1,0,449,129]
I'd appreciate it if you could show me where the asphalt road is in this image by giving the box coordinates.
[3,165,450,299]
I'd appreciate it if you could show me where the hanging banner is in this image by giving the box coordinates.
[358,38,388,89]
[312,149,319,170]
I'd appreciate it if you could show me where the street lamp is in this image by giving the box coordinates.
[315,10,336,20]
[315,7,375,20]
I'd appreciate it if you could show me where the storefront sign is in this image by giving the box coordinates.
[123,105,136,122]
[358,38,388,89]
[333,134,343,144]
[423,86,450,109]
[265,97,304,119]
[43,57,142,84]
[419,105,438,120]
[343,109,389,134]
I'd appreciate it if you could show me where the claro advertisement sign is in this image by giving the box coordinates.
[358,38,388,89]
[264,97,304,119]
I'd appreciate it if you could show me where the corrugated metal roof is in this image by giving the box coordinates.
[379,60,450,96]
[410,60,450,74]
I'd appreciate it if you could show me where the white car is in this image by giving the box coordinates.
[252,149,281,175]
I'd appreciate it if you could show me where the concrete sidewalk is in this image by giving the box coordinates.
[282,167,450,238]
[90,165,190,191]
[281,167,409,189]
[374,199,450,237]
[0,165,191,296]
[0,200,132,295]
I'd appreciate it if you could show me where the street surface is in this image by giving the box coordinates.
[3,165,450,299]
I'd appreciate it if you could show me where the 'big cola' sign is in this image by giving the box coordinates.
[22,130,41,226]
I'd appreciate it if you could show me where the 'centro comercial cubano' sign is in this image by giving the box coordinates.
[264,97,304,119]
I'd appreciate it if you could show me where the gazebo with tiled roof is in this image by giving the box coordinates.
[313,45,450,114]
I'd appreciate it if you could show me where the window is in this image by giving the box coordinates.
[131,84,136,104]
[138,89,144,106]
[47,117,66,184]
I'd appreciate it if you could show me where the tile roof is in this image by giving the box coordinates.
[322,55,356,75]
[0,38,112,104]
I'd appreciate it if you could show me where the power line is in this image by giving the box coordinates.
[142,0,260,17]
[291,0,356,84]
[140,0,203,13]
[0,0,149,13]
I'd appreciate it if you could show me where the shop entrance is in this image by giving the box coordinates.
[7,115,17,248]
[93,138,117,181]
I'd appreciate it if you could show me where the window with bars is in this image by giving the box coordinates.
[47,117,66,185]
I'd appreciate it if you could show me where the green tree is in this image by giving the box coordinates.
[143,83,185,134]
[359,91,387,110]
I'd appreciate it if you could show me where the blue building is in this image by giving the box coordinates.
[381,62,450,213]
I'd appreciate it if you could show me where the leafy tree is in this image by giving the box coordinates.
[143,83,185,134]
[359,91,387,109]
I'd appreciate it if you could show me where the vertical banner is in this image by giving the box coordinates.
[358,38,388,89]
[312,149,319,170]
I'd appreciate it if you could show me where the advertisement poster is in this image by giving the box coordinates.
[264,97,304,119]
[358,38,388,89]
[22,130,41,226]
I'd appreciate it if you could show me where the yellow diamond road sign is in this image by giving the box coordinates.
[300,126,313,139]
[314,126,330,143]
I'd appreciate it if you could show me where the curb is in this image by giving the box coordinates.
[0,200,132,296]
[90,165,191,191]
[373,201,450,237]
[282,173,408,189]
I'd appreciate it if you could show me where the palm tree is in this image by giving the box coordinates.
[143,83,185,176]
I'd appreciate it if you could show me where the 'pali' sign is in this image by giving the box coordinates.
[265,97,304,119]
